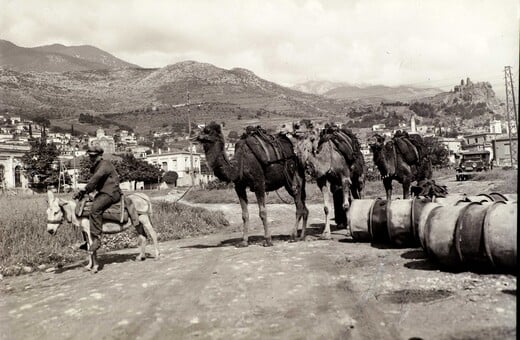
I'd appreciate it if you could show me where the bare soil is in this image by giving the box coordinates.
[0,177,516,340]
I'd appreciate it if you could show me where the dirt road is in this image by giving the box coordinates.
[0,201,516,340]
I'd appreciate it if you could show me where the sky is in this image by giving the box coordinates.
[1,0,519,95]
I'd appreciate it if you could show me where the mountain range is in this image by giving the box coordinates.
[0,39,504,133]
[0,39,138,72]
[292,81,442,102]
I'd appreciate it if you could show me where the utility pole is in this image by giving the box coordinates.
[504,66,517,167]
[187,91,195,186]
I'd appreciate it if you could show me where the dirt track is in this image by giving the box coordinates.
[0,197,516,340]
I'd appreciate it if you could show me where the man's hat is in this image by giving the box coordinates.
[87,145,104,156]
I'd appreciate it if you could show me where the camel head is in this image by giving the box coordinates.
[195,122,225,146]
[292,119,315,137]
[46,190,66,235]
[369,134,396,179]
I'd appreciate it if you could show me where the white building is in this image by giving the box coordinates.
[145,149,208,187]
[489,120,502,134]
[0,143,30,190]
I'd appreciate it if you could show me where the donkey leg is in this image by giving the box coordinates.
[235,186,249,247]
[141,215,160,259]
[255,191,272,247]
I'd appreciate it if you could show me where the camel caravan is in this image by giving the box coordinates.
[195,120,516,272]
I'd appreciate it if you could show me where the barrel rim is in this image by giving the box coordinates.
[488,192,508,201]
[477,193,494,201]
[368,197,382,238]
[482,201,508,268]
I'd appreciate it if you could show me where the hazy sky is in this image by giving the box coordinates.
[1,0,519,94]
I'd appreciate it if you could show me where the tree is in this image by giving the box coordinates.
[163,171,179,186]
[115,154,163,190]
[228,130,239,141]
[22,140,61,190]
[423,137,450,168]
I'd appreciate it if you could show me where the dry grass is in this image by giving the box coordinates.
[0,194,230,276]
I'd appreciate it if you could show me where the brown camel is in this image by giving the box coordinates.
[293,122,365,239]
[196,122,309,247]
[369,131,432,201]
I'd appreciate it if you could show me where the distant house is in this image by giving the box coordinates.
[88,128,115,154]
[372,124,386,132]
[492,136,518,167]
[145,149,210,187]
[438,137,463,165]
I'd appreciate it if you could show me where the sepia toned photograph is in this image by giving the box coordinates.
[0,0,517,339]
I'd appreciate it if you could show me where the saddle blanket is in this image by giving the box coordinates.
[76,197,129,223]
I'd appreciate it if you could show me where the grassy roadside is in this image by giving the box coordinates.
[0,194,232,277]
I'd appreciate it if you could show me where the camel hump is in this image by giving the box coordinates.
[319,127,355,163]
[394,137,420,164]
[242,126,293,166]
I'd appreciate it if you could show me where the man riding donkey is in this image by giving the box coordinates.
[74,146,143,261]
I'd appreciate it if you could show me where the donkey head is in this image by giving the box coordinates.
[46,191,66,235]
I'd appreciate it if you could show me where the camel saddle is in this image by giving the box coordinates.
[243,126,293,166]
[393,137,420,165]
[319,127,355,163]
[75,195,130,224]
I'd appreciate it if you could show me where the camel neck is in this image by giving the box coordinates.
[203,141,237,182]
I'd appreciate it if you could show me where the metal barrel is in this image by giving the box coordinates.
[465,194,493,203]
[411,197,432,246]
[348,199,376,242]
[424,204,469,267]
[417,202,443,251]
[386,199,416,247]
[369,198,390,243]
[503,193,517,202]
[483,201,517,269]
[454,202,492,267]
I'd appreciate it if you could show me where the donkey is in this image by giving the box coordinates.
[46,191,159,273]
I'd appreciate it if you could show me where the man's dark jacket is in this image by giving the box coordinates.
[84,159,121,198]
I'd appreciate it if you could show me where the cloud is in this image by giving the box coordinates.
[1,0,518,90]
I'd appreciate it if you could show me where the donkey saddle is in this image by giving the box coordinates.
[75,195,131,224]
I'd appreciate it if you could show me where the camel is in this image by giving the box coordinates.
[195,122,309,247]
[292,121,365,239]
[369,132,432,201]
[46,191,159,273]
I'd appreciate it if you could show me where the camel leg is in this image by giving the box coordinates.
[341,176,352,210]
[235,185,249,247]
[286,177,308,242]
[255,191,272,247]
[383,178,393,202]
[141,215,160,259]
[402,179,411,199]
[318,178,332,240]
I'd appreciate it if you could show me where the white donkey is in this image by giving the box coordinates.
[46,190,160,273]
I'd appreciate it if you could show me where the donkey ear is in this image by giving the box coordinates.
[47,190,55,202]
